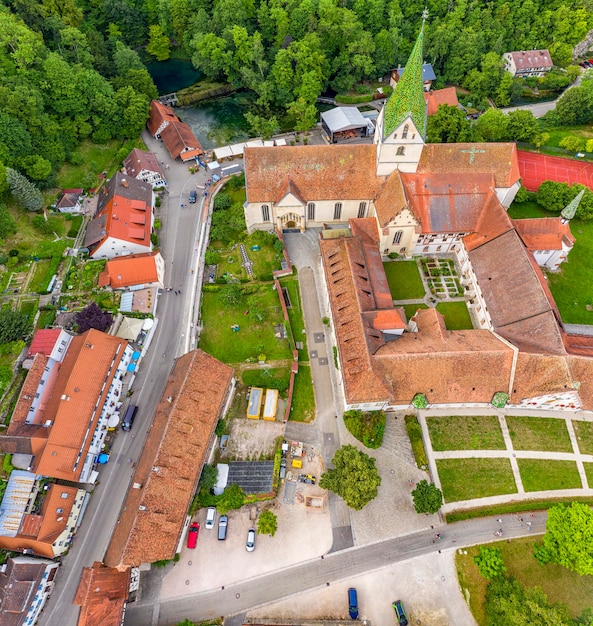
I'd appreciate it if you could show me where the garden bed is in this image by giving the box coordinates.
[289,365,315,422]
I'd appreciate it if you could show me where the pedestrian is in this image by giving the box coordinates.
[497,518,503,523]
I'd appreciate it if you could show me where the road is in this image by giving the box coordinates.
[124,512,547,625]
[38,131,211,626]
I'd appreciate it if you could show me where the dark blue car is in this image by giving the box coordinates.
[348,588,358,619]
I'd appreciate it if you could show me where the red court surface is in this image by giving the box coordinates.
[517,150,593,192]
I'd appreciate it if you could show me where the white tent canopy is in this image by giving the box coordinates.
[321,106,367,133]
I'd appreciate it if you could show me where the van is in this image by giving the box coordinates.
[348,587,359,619]
[218,515,228,540]
[122,405,138,432]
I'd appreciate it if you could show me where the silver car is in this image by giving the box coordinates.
[246,528,256,552]
[205,507,216,529]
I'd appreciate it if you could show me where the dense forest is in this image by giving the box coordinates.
[0,0,592,191]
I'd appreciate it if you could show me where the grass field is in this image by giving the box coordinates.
[427,415,505,451]
[518,459,582,491]
[435,301,473,329]
[402,303,428,319]
[289,364,315,422]
[507,200,551,219]
[383,260,426,300]
[279,273,308,361]
[506,416,572,452]
[574,420,593,455]
[199,287,292,363]
[546,218,593,325]
[456,537,593,625]
[584,463,593,489]
[35,308,56,330]
[241,367,291,392]
[437,458,517,502]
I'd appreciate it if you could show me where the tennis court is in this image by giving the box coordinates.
[518,150,593,191]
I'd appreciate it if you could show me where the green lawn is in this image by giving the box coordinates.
[383,260,426,300]
[543,125,593,149]
[28,260,51,293]
[573,420,593,455]
[546,218,593,325]
[584,463,593,489]
[427,415,505,451]
[279,273,308,361]
[19,299,38,322]
[456,537,593,626]
[507,200,551,219]
[437,458,517,502]
[35,308,56,330]
[506,416,572,452]
[199,287,292,363]
[289,364,315,422]
[56,138,144,190]
[402,303,428,320]
[435,301,473,329]
[241,367,291,392]
[518,459,582,492]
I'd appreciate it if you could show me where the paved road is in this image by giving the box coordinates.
[38,132,211,626]
[124,511,548,626]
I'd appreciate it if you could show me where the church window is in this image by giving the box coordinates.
[357,202,367,218]
[399,247,406,254]
[333,203,342,220]
[393,230,403,244]
[261,205,270,222]
[307,202,315,220]
[396,146,405,156]
[402,125,409,139]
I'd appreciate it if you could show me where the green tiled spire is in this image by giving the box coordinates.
[561,188,585,221]
[383,17,427,139]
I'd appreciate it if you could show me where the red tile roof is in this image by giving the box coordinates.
[98,252,162,289]
[56,189,83,211]
[418,143,520,188]
[28,329,62,357]
[73,562,129,626]
[373,172,408,228]
[513,217,575,251]
[147,100,177,137]
[104,350,233,568]
[160,121,203,160]
[424,87,459,116]
[245,144,384,203]
[511,352,574,405]
[508,50,553,70]
[34,330,127,481]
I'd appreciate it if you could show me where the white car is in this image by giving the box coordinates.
[246,528,256,552]
[205,507,216,529]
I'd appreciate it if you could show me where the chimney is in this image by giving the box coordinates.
[121,179,129,188]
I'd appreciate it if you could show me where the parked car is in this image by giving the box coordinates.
[189,190,197,203]
[280,458,287,479]
[348,588,359,619]
[205,507,216,529]
[187,522,200,549]
[218,515,228,540]
[246,528,256,552]
[122,404,138,432]
[392,600,409,626]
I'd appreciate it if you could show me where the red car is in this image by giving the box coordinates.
[187,522,200,549]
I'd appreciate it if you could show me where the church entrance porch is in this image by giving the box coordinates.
[279,211,304,233]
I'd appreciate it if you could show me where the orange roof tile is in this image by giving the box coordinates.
[401,172,495,234]
[245,144,385,203]
[373,172,408,228]
[161,121,203,160]
[424,87,460,116]
[74,562,129,626]
[513,217,575,251]
[104,350,233,568]
[98,252,162,289]
[28,329,62,357]
[147,100,177,137]
[418,143,520,188]
[510,353,574,405]
[34,330,127,481]
[463,192,514,251]
[568,356,593,410]
[124,148,163,179]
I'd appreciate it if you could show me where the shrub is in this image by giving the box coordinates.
[150,233,159,246]
[214,193,231,211]
[474,546,506,580]
[155,196,161,208]
[412,393,428,409]
[405,415,428,469]
[343,409,386,449]
[491,392,509,408]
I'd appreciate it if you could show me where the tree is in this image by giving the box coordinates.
[475,108,509,142]
[0,204,17,240]
[217,483,245,514]
[146,25,170,61]
[257,509,278,536]
[198,464,218,494]
[559,135,585,152]
[534,502,593,575]
[506,110,539,143]
[555,86,593,126]
[0,310,33,344]
[411,479,443,514]
[75,302,113,333]
[426,105,473,143]
[114,86,150,138]
[319,444,381,510]
[244,112,278,140]
[473,546,506,580]
[5,168,43,212]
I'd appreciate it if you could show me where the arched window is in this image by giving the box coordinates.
[307,202,315,220]
[333,202,342,220]
[396,146,405,156]
[261,205,270,222]
[357,202,367,218]
[393,230,403,244]
[402,124,409,139]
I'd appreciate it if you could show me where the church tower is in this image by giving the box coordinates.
[375,14,427,176]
